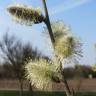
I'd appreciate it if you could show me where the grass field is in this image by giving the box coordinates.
[0,91,96,96]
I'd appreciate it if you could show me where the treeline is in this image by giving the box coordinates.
[63,65,96,79]
[0,64,95,79]
[0,63,15,79]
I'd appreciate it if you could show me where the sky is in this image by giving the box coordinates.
[0,0,96,66]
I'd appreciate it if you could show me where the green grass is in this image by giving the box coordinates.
[0,91,96,96]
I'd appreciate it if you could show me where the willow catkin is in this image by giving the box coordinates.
[25,59,61,91]
[7,4,45,25]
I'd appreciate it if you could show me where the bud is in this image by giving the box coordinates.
[7,4,45,25]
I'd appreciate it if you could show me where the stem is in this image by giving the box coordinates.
[42,0,55,43]
[42,0,74,96]
[62,77,72,96]
[58,56,73,96]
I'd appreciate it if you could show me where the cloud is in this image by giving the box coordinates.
[49,0,92,15]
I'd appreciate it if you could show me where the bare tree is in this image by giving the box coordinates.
[0,33,39,96]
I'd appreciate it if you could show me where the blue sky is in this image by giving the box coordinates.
[0,0,96,65]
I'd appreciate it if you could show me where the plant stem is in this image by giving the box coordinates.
[42,0,55,43]
[42,0,74,96]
